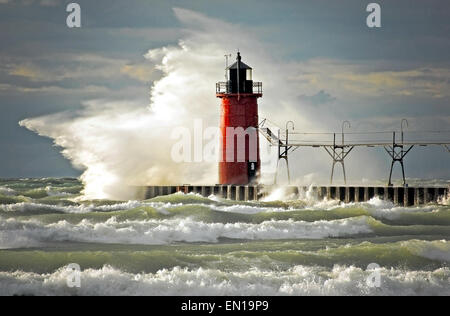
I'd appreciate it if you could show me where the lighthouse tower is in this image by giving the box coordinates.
[216,52,263,185]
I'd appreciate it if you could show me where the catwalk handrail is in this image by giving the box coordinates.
[286,141,450,147]
[258,125,450,186]
[267,130,450,148]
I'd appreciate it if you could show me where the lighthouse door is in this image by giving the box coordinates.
[247,162,257,183]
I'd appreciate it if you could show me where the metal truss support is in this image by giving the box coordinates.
[384,130,414,187]
[324,122,354,185]
[324,142,354,184]
[260,117,449,187]
[274,121,295,185]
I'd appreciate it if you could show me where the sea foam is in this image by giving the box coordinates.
[0,264,448,296]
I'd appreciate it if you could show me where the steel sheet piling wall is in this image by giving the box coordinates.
[138,185,448,206]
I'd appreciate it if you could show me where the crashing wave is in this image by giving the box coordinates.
[0,264,448,296]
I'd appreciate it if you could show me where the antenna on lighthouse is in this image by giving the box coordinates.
[237,50,240,100]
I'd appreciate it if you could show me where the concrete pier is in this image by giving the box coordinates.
[136,185,449,207]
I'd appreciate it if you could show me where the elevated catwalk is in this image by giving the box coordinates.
[136,185,449,207]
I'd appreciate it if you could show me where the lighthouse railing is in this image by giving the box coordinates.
[216,81,262,94]
[216,82,231,94]
[252,82,263,94]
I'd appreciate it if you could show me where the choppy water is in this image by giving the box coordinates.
[0,178,449,296]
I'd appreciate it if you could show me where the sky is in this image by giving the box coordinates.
[0,0,449,188]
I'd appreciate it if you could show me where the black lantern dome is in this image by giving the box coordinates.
[227,52,253,94]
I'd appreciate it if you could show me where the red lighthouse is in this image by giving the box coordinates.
[216,52,263,185]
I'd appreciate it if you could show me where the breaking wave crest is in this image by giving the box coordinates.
[0,240,448,275]
[1,193,449,228]
[1,264,448,296]
[0,216,374,249]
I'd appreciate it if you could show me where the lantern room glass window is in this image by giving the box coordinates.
[246,69,252,80]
